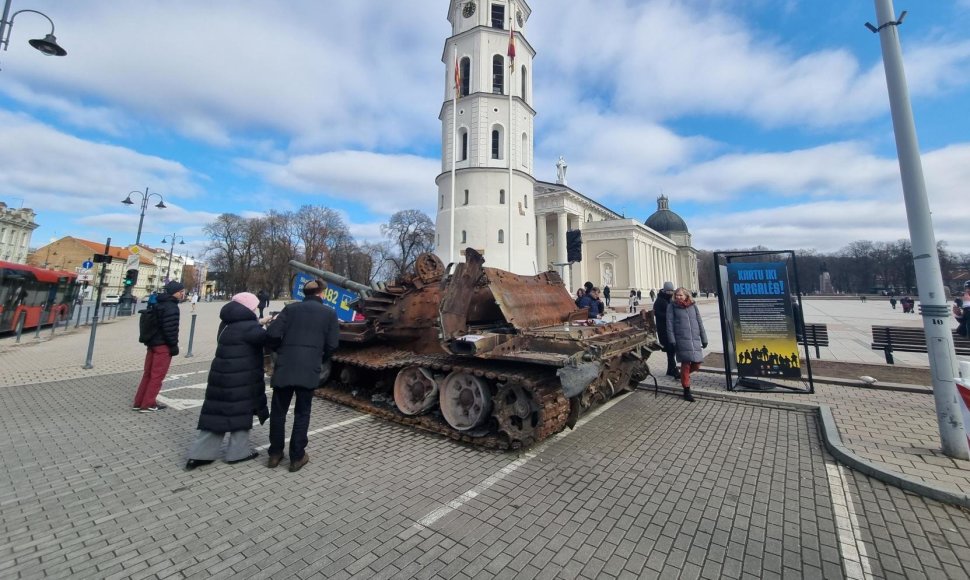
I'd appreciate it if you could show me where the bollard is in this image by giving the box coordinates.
[14,311,27,343]
[185,313,197,358]
[75,306,82,328]
[50,314,56,336]
[83,314,99,369]
[85,306,91,326]
[34,315,43,339]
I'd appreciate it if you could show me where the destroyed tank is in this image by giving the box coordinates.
[290,248,660,450]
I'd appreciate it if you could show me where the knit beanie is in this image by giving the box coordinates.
[164,280,186,294]
[232,292,260,313]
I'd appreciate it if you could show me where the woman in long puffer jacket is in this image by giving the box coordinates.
[185,292,270,470]
[666,287,708,402]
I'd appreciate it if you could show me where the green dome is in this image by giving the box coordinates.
[645,195,688,234]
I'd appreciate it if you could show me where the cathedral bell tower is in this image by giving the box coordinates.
[434,0,538,274]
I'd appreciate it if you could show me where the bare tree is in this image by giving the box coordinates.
[381,210,435,278]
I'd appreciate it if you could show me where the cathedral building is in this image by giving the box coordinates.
[434,0,699,294]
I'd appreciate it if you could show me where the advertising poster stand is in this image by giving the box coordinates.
[714,250,815,394]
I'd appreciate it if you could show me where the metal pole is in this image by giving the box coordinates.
[33,315,41,339]
[871,0,968,459]
[0,0,13,52]
[185,313,197,358]
[74,304,81,328]
[83,238,110,370]
[14,310,25,343]
[166,236,174,279]
[84,305,90,325]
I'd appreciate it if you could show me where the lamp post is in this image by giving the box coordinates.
[868,0,969,460]
[160,234,186,281]
[119,188,166,315]
[0,1,67,67]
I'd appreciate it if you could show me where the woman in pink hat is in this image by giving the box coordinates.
[184,292,272,470]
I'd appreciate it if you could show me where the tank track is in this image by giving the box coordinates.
[318,346,570,450]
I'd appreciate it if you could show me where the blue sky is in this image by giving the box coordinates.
[2,0,970,263]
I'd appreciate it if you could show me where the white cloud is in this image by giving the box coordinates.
[238,151,439,216]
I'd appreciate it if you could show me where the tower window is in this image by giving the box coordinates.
[521,66,528,102]
[491,4,505,28]
[492,55,504,94]
[461,230,467,244]
[440,194,444,209]
[521,133,528,167]
[464,189,469,205]
[491,129,501,159]
[526,233,529,246]
[461,130,468,161]
[460,57,471,97]
[524,195,528,208]
[498,229,504,243]
[499,189,505,204]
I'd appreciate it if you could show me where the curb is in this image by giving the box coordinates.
[645,384,970,509]
[695,367,932,395]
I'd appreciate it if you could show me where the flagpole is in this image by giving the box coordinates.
[450,43,458,265]
[507,0,515,270]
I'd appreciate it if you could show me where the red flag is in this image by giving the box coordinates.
[454,54,461,99]
[507,12,516,63]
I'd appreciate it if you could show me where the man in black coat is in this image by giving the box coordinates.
[257,289,270,318]
[653,281,678,377]
[133,280,185,412]
[265,280,340,472]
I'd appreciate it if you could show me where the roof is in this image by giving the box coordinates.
[644,195,688,234]
[70,237,154,266]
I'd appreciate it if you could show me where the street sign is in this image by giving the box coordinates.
[129,245,140,254]
[77,273,93,282]
[82,260,94,269]
[125,253,140,270]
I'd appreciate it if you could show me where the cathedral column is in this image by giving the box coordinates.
[627,238,636,291]
[536,214,548,271]
[556,212,567,266]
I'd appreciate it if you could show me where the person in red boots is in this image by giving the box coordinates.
[133,281,185,412]
[665,286,708,402]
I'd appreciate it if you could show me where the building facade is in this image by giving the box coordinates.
[0,202,39,264]
[434,1,699,294]
[435,0,537,273]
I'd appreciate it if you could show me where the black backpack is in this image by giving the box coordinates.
[138,306,159,344]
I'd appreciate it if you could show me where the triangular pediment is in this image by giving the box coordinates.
[595,250,618,260]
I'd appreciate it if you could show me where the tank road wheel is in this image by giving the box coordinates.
[415,253,445,283]
[494,383,540,447]
[393,365,439,415]
[440,371,493,431]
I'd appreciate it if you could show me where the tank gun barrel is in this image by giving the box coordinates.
[288,260,376,295]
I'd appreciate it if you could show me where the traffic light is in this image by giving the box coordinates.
[124,269,138,287]
[566,230,582,263]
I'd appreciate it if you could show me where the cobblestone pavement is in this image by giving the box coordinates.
[645,355,970,499]
[3,363,970,578]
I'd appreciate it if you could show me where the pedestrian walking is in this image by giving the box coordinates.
[265,280,340,472]
[889,296,897,310]
[190,292,199,312]
[954,297,966,338]
[628,289,637,313]
[257,289,270,319]
[653,282,678,378]
[666,287,708,402]
[132,281,185,413]
[603,285,611,308]
[185,293,273,470]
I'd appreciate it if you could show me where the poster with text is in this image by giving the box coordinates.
[727,262,801,379]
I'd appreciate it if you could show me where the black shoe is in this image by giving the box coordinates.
[185,459,214,470]
[666,371,679,378]
[227,451,258,465]
[289,453,309,472]
[155,403,169,410]
[267,453,283,468]
[683,390,695,402]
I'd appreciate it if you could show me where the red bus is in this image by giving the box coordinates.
[0,261,79,333]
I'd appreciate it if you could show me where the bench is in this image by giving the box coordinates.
[871,325,970,364]
[802,323,829,358]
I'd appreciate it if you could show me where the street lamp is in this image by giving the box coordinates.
[121,188,166,246]
[0,1,67,66]
[119,188,165,315]
[160,234,186,280]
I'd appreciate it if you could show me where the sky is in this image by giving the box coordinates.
[2,0,970,265]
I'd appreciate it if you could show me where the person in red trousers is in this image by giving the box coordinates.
[133,281,185,412]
